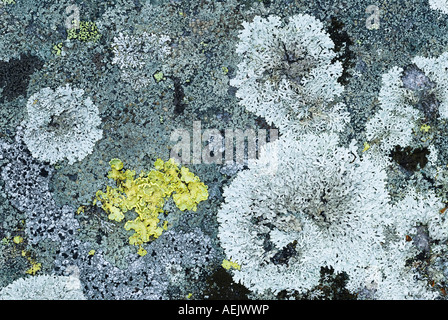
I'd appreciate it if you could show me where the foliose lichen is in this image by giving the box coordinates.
[22,84,103,165]
[0,274,85,300]
[92,158,209,256]
[230,14,349,138]
[217,132,445,298]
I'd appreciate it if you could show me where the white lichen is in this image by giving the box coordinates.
[362,188,447,300]
[429,0,448,14]
[365,52,448,167]
[111,31,171,90]
[218,133,390,294]
[365,66,423,167]
[217,132,444,298]
[23,84,103,165]
[0,275,85,300]
[230,14,349,138]
[412,52,448,119]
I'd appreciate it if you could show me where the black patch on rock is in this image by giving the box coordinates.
[204,267,250,300]
[390,145,429,172]
[327,17,355,86]
[270,241,297,266]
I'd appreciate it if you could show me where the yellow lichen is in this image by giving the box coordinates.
[76,206,85,215]
[420,124,431,133]
[13,236,23,244]
[362,142,370,152]
[21,250,41,275]
[222,259,241,270]
[25,260,41,275]
[94,158,209,256]
[1,0,15,5]
[52,42,63,56]
[137,247,148,257]
[67,21,101,42]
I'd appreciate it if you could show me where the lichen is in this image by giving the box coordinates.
[0,275,85,300]
[22,84,103,165]
[0,0,15,5]
[93,158,208,255]
[222,259,241,270]
[230,14,349,138]
[67,21,101,43]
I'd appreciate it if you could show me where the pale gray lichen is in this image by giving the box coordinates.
[56,228,216,299]
[218,133,389,294]
[364,187,448,300]
[0,131,79,244]
[23,84,103,165]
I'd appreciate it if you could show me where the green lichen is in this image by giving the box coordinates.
[93,158,209,256]
[52,42,63,56]
[153,71,165,83]
[67,21,101,43]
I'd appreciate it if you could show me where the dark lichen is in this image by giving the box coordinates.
[171,76,187,114]
[0,53,44,102]
[401,64,435,92]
